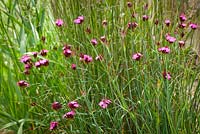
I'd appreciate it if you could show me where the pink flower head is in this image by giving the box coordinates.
[165,19,170,26]
[55,19,64,27]
[163,71,171,80]
[165,34,176,43]
[63,49,72,57]
[179,23,187,28]
[100,36,107,43]
[158,46,170,54]
[132,53,143,60]
[63,110,76,119]
[20,55,31,64]
[35,61,41,68]
[24,63,32,69]
[80,54,93,63]
[17,80,29,87]
[91,39,98,46]
[178,40,185,47]
[51,102,62,110]
[68,101,79,109]
[71,64,76,70]
[74,16,84,24]
[189,23,198,30]
[128,22,138,29]
[50,121,58,130]
[39,59,49,66]
[102,20,107,26]
[99,99,112,109]
[142,15,149,21]
[40,49,48,56]
[127,2,132,8]
[32,52,38,58]
[95,55,103,61]
[179,13,187,22]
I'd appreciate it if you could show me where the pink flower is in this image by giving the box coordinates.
[165,34,176,43]
[32,52,38,58]
[24,63,32,69]
[74,16,84,24]
[39,49,48,56]
[51,102,62,110]
[178,41,185,47]
[102,20,107,26]
[63,110,76,119]
[100,36,107,43]
[17,80,29,87]
[35,61,41,68]
[24,69,30,75]
[163,71,171,80]
[68,101,79,109]
[91,39,98,46]
[132,53,143,60]
[63,49,72,57]
[128,22,138,29]
[71,64,76,70]
[80,54,93,63]
[179,13,187,22]
[95,55,103,61]
[165,19,170,26]
[20,55,31,64]
[55,19,63,27]
[39,59,49,66]
[50,121,58,130]
[142,15,149,21]
[99,99,112,109]
[179,23,187,28]
[189,23,198,30]
[127,2,132,7]
[158,46,170,54]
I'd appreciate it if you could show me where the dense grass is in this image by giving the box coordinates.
[0,0,199,133]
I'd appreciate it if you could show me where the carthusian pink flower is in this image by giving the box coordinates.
[189,23,198,30]
[163,71,171,80]
[99,99,112,109]
[52,102,62,110]
[165,19,170,26]
[63,110,76,119]
[178,41,185,47]
[63,49,72,57]
[24,63,32,69]
[17,80,29,87]
[55,19,64,27]
[158,46,170,54]
[102,20,107,26]
[39,49,48,56]
[80,54,93,63]
[71,64,76,70]
[127,2,132,8]
[91,39,98,46]
[68,101,79,109]
[50,121,58,130]
[20,55,31,64]
[142,15,149,21]
[39,59,49,66]
[179,13,187,22]
[32,52,38,58]
[128,22,138,29]
[165,34,176,43]
[95,55,103,61]
[74,16,84,24]
[179,23,187,28]
[35,61,41,68]
[100,36,107,43]
[132,53,143,60]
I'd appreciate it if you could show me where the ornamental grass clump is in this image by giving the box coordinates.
[0,0,199,133]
